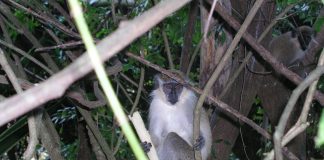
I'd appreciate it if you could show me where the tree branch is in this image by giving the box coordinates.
[76,105,116,160]
[266,48,324,160]
[5,0,80,38]
[180,0,199,72]
[273,66,324,160]
[0,49,38,160]
[0,0,191,127]
[0,39,54,75]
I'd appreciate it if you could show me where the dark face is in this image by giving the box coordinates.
[162,82,183,105]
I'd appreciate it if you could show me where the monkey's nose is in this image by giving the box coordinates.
[168,97,178,105]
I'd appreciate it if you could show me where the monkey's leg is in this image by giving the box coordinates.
[159,132,194,160]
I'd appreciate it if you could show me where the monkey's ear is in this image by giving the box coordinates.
[298,26,314,50]
[291,29,298,38]
[153,74,162,90]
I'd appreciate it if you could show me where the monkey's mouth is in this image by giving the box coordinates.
[168,97,178,105]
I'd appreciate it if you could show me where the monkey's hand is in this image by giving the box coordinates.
[193,135,205,151]
[141,141,152,153]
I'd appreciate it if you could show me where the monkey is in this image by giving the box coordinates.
[268,26,314,68]
[261,26,315,160]
[246,26,314,76]
[148,73,212,160]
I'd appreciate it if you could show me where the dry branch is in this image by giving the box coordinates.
[0,0,191,126]
[76,106,116,160]
[5,0,80,38]
[0,49,38,159]
[129,112,158,160]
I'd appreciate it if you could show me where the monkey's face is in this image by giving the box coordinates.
[162,82,183,105]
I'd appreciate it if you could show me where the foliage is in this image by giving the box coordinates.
[52,107,77,124]
[0,117,27,155]
[0,0,323,159]
[61,141,78,160]
[316,110,324,147]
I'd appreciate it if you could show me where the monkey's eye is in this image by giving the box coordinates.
[163,83,173,92]
[175,84,183,90]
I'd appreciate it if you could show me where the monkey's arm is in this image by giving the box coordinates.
[148,119,165,150]
[159,132,194,160]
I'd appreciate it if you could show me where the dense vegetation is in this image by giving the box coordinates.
[0,0,323,159]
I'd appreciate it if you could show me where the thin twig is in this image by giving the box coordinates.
[0,48,38,160]
[299,50,324,122]
[44,28,79,61]
[24,68,46,81]
[180,0,199,72]
[113,68,145,154]
[203,0,219,41]
[35,41,85,52]
[116,80,134,105]
[0,2,60,72]
[266,48,324,160]
[161,28,175,69]
[273,66,324,160]
[0,49,23,94]
[153,0,174,69]
[130,68,145,114]
[5,0,80,38]
[0,39,54,75]
[186,37,203,76]
[0,14,23,34]
[87,126,106,160]
[48,0,76,29]
[120,73,148,94]
[76,105,116,160]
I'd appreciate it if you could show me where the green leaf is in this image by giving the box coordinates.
[314,17,324,32]
[0,117,28,154]
[287,0,298,4]
[315,110,324,148]
[145,53,166,67]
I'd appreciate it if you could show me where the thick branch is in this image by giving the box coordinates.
[0,0,191,126]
